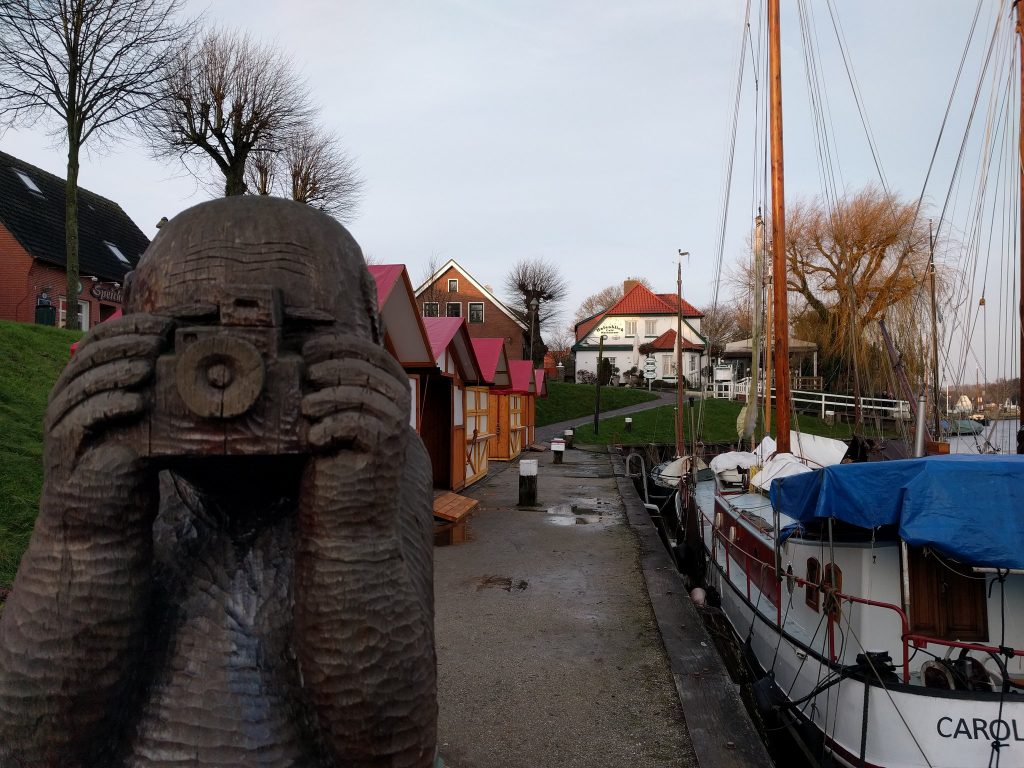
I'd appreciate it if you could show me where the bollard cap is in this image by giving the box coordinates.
[551,439,565,452]
[564,429,573,436]
[520,459,538,476]
[624,417,632,423]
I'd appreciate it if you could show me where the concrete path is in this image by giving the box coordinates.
[433,448,696,768]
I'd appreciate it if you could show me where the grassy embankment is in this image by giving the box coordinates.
[572,397,866,445]
[0,320,80,589]
[536,382,658,427]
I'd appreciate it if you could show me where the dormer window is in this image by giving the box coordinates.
[105,241,130,265]
[13,169,42,195]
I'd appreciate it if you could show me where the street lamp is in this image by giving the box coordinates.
[593,333,608,433]
[528,297,539,365]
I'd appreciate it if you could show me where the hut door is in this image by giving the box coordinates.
[421,378,452,488]
[907,547,988,641]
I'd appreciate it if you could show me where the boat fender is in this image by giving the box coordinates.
[752,672,787,715]
[689,587,706,606]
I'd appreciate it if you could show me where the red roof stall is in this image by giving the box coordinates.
[421,317,485,491]
[488,359,536,461]
[531,368,548,445]
[368,264,434,432]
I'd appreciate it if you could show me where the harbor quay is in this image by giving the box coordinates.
[433,444,769,768]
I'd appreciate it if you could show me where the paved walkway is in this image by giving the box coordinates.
[433,448,696,768]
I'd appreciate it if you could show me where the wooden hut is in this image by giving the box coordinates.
[488,359,536,461]
[421,317,484,491]
[368,264,434,431]
[530,368,548,444]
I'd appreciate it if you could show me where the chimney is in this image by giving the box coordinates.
[623,279,640,295]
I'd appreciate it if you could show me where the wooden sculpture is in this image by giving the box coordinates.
[0,197,437,767]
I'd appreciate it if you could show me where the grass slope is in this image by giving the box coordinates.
[0,320,79,589]
[536,382,658,427]
[571,398,861,445]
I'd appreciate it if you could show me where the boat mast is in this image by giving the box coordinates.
[768,0,791,453]
[1018,1,1024,452]
[929,222,941,438]
[676,254,686,458]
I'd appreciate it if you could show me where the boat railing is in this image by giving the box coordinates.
[701,508,912,681]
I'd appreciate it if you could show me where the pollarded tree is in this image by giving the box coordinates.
[0,0,187,329]
[149,28,314,197]
[504,258,568,366]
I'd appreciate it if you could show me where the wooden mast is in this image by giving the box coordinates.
[768,0,791,453]
[676,255,686,457]
[1017,1,1024,452]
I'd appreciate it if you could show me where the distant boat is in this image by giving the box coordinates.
[940,418,984,436]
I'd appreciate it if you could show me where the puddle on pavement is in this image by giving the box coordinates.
[545,498,618,528]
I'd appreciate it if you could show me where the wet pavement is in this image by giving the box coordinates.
[433,448,697,768]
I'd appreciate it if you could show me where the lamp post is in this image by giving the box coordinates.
[593,333,608,433]
[528,297,539,365]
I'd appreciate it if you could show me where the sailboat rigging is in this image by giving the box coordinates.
[663,2,1024,767]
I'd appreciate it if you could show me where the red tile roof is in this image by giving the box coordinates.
[607,283,675,315]
[575,312,605,342]
[423,316,464,359]
[367,264,404,305]
[646,329,704,351]
[656,293,702,317]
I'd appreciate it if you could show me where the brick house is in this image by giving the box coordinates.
[0,150,148,329]
[414,258,528,361]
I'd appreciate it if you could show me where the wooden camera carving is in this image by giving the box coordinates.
[133,285,307,457]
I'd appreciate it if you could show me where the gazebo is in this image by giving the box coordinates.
[722,336,821,391]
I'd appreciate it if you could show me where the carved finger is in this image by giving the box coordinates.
[302,385,407,427]
[52,333,165,401]
[303,333,407,383]
[79,312,175,345]
[305,358,410,406]
[46,359,153,432]
[47,391,146,454]
[306,411,400,454]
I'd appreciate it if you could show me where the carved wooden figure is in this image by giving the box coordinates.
[0,197,437,767]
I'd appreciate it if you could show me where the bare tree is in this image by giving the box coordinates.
[504,258,568,365]
[246,124,363,221]
[699,300,748,359]
[149,28,313,197]
[573,275,653,323]
[0,0,187,329]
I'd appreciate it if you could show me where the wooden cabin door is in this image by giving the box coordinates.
[421,378,452,488]
[907,546,988,641]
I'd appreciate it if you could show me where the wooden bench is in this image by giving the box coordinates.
[433,491,479,546]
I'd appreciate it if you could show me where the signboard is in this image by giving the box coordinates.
[91,284,123,303]
[643,358,657,372]
[593,320,624,337]
[643,369,656,380]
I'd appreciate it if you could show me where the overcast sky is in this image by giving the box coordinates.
[0,0,998,338]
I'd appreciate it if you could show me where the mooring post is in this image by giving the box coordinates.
[551,438,565,464]
[563,429,574,449]
[625,417,632,433]
[519,459,538,506]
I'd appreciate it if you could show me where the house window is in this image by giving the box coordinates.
[13,168,43,195]
[469,302,484,323]
[447,278,458,292]
[423,302,439,317]
[661,355,676,377]
[446,302,461,318]
[805,558,821,611]
[624,320,637,336]
[645,319,657,336]
[689,355,698,373]
[104,241,130,265]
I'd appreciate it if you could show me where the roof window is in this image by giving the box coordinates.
[105,241,130,265]
[13,168,42,195]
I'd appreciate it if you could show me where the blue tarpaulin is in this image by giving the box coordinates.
[770,455,1024,569]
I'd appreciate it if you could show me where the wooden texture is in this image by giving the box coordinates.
[0,196,437,767]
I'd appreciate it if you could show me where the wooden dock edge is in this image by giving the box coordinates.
[611,451,774,768]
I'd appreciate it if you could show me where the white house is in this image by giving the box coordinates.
[573,280,706,386]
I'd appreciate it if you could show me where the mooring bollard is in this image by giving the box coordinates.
[519,459,538,506]
[551,438,565,464]
[624,417,632,433]
[563,428,574,449]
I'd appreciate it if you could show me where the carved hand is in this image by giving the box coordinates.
[295,333,437,767]
[0,314,172,766]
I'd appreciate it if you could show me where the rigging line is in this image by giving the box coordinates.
[934,5,1010,247]
[840,608,936,768]
[914,0,988,222]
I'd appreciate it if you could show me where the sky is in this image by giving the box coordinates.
[0,0,1008,349]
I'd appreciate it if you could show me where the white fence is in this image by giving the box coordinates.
[724,378,911,420]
